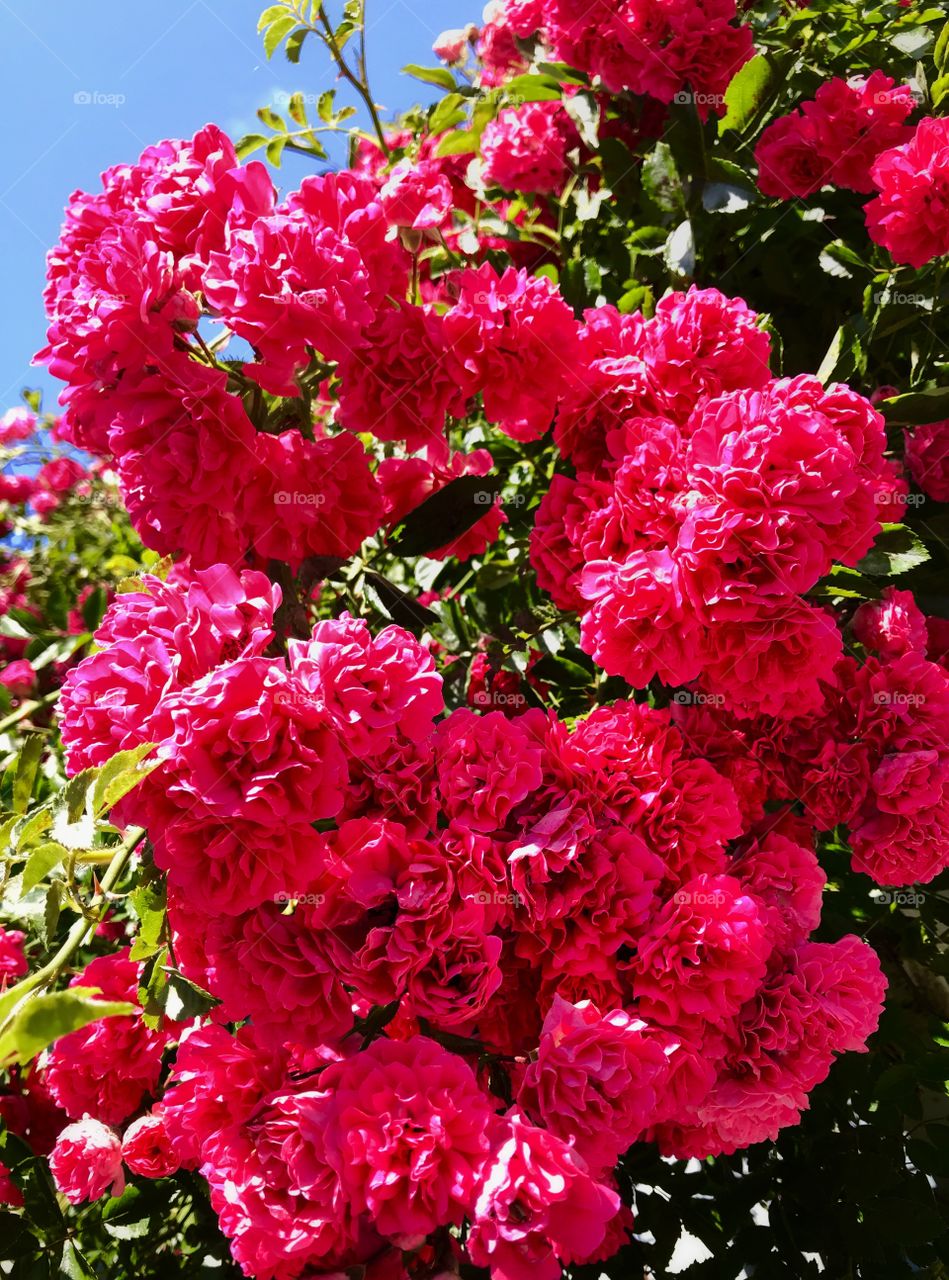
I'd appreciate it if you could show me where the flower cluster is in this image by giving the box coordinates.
[37,126,591,572]
[531,286,893,718]
[491,0,754,116]
[44,569,888,1276]
[755,71,915,197]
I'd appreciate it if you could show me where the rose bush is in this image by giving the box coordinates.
[1,0,949,1277]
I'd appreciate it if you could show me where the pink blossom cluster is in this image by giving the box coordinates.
[46,566,888,1277]
[490,0,754,117]
[36,126,591,571]
[753,74,949,271]
[530,286,894,718]
[755,71,915,197]
[675,596,949,887]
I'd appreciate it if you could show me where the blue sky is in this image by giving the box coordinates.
[0,0,475,417]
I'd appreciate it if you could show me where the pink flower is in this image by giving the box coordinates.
[49,1117,124,1205]
[245,428,385,568]
[866,117,949,268]
[0,925,27,978]
[41,951,172,1125]
[323,1036,494,1242]
[467,1109,620,1280]
[108,357,259,568]
[580,550,705,688]
[699,600,844,718]
[158,657,348,827]
[380,159,453,229]
[518,996,670,1173]
[904,419,949,502]
[853,586,928,659]
[0,659,36,698]
[445,263,580,441]
[0,407,37,444]
[755,114,829,197]
[631,874,772,1032]
[337,303,468,458]
[121,1109,180,1178]
[288,613,442,756]
[433,26,473,63]
[436,708,544,832]
[58,562,277,774]
[481,101,579,195]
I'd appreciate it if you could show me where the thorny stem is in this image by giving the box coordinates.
[316,2,390,158]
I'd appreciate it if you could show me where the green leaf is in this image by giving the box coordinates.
[286,91,308,125]
[429,92,467,136]
[91,743,158,818]
[263,13,297,58]
[857,524,931,577]
[257,4,288,31]
[12,735,44,816]
[0,989,135,1066]
[236,133,269,159]
[284,27,309,63]
[266,136,288,167]
[42,882,61,949]
[402,63,456,90]
[891,27,934,59]
[163,969,218,1022]
[388,474,503,557]
[718,54,774,135]
[21,841,67,893]
[641,142,683,214]
[500,72,562,102]
[935,20,949,73]
[435,129,479,157]
[880,386,949,425]
[60,1242,97,1279]
[816,323,863,384]
[317,89,335,122]
[0,1208,37,1260]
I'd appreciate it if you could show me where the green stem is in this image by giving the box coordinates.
[0,826,146,1035]
[316,3,390,157]
[0,689,59,736]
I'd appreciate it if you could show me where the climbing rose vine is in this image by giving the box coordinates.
[1,0,949,1277]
